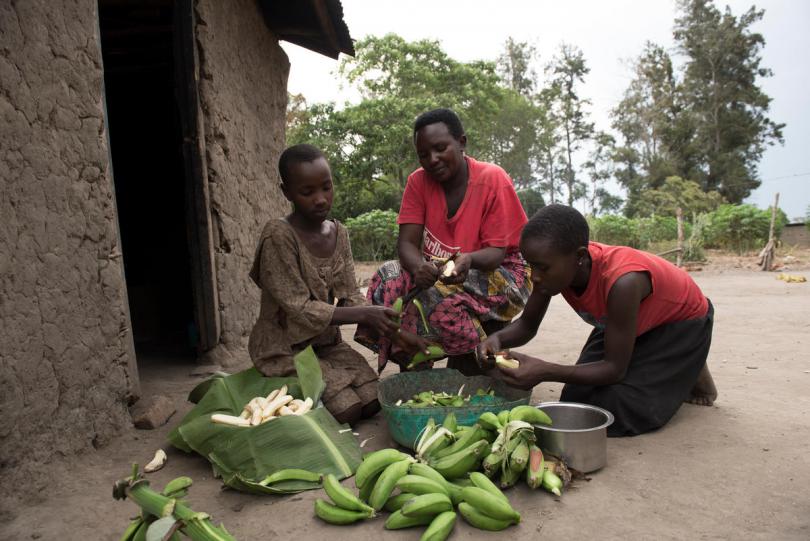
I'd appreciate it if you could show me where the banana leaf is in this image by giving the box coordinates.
[167,347,361,493]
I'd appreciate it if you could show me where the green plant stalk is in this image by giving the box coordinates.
[124,479,237,541]
[412,299,431,332]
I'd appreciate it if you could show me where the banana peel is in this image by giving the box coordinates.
[777,273,806,283]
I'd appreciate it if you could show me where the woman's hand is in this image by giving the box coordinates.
[358,306,401,337]
[491,350,552,390]
[392,328,431,357]
[413,260,441,289]
[439,253,471,285]
[476,334,502,369]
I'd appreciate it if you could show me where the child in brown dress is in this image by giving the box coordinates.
[248,144,401,424]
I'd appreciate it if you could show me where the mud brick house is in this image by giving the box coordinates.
[0,0,353,505]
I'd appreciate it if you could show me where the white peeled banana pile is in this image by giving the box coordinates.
[210,385,313,427]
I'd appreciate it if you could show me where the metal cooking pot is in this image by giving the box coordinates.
[533,402,614,473]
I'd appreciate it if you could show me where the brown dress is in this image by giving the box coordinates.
[248,219,378,419]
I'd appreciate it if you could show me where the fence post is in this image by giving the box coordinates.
[676,207,684,267]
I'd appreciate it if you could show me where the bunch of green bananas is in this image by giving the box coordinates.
[477,406,565,496]
[313,473,377,525]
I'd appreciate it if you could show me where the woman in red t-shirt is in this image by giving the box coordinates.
[355,108,532,374]
[480,204,717,436]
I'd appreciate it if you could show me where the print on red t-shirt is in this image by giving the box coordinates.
[422,228,460,259]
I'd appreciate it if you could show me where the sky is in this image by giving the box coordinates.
[281,0,810,221]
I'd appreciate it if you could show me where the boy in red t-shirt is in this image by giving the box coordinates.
[480,204,717,436]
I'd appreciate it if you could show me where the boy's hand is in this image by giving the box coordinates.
[439,253,471,285]
[414,261,441,289]
[491,350,550,390]
[360,306,401,336]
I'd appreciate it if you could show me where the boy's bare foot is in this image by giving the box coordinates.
[686,363,718,406]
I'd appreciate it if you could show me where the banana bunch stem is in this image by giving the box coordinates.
[114,465,237,541]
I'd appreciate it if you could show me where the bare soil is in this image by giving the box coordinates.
[4,253,810,540]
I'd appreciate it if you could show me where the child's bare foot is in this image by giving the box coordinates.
[686,363,717,406]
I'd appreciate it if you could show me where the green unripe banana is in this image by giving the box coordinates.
[322,473,374,514]
[431,424,485,459]
[119,518,144,541]
[384,509,434,530]
[259,468,321,486]
[509,439,530,469]
[497,410,510,427]
[542,469,563,497]
[508,405,552,425]
[525,445,545,489]
[457,502,513,531]
[161,476,193,497]
[407,345,446,369]
[469,472,509,503]
[441,412,457,432]
[460,486,521,523]
[384,492,416,513]
[314,498,371,525]
[355,448,410,488]
[409,463,450,487]
[499,461,522,489]
[478,412,502,431]
[395,475,449,497]
[429,439,489,479]
[359,469,380,503]
[420,510,457,541]
[400,493,453,518]
[369,459,413,511]
[482,451,504,477]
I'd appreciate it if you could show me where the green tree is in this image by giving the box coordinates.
[288,34,544,220]
[545,44,595,206]
[583,131,622,215]
[634,176,725,218]
[674,0,784,202]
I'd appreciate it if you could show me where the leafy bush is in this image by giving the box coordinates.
[332,180,402,222]
[588,215,641,247]
[345,209,399,261]
[517,188,545,219]
[703,204,787,254]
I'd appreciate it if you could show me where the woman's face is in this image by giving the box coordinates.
[414,122,466,184]
[282,157,334,222]
[520,236,581,297]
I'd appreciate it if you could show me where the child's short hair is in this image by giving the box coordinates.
[413,108,465,139]
[278,144,325,185]
[522,204,590,254]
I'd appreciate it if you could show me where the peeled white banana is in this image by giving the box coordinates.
[144,449,167,473]
[210,387,314,428]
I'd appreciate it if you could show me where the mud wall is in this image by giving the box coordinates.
[0,0,136,508]
[195,0,291,367]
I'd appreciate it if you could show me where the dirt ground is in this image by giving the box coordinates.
[4,253,810,540]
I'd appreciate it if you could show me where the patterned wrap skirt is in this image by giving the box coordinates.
[355,251,532,370]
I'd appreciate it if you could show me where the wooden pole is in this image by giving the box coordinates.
[676,207,684,267]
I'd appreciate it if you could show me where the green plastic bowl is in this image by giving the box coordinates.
[378,368,531,449]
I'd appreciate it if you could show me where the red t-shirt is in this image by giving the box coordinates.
[562,242,709,336]
[398,156,527,259]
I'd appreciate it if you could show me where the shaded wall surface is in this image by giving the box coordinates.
[195,0,291,367]
[0,0,135,507]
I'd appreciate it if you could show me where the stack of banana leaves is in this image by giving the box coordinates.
[168,346,363,495]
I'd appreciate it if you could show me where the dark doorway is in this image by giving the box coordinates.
[99,1,197,359]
